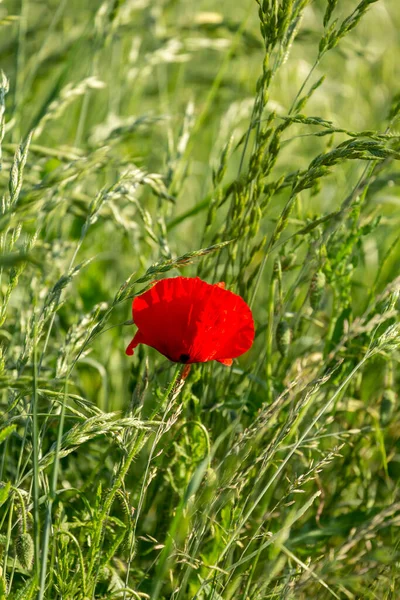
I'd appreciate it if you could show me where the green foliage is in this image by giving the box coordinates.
[0,0,400,598]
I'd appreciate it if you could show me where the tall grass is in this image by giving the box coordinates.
[1,0,400,598]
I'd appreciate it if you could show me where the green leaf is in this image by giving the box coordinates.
[0,423,17,444]
[0,482,11,507]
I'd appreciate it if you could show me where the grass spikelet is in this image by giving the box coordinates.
[309,270,326,310]
[276,319,292,357]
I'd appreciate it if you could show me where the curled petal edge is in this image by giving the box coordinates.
[216,358,233,366]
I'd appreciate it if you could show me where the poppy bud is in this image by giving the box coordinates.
[310,271,326,310]
[380,389,396,427]
[276,320,291,357]
[15,532,34,571]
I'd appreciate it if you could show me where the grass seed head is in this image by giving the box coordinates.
[276,320,292,357]
[15,533,34,571]
[310,270,327,310]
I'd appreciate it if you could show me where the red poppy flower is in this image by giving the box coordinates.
[126,276,254,366]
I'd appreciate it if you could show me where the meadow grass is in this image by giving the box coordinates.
[1,0,400,598]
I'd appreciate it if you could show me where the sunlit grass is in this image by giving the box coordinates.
[1,0,400,598]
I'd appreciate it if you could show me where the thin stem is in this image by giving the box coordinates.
[12,487,27,534]
[265,275,276,403]
[288,58,320,115]
[37,362,69,599]
[32,316,40,582]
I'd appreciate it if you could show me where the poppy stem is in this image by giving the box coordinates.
[157,364,184,413]
[181,363,191,381]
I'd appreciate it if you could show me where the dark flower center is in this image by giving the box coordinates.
[179,353,190,363]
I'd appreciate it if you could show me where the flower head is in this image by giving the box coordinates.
[126,276,254,366]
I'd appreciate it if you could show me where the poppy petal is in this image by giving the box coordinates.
[217,358,233,366]
[132,277,204,362]
[192,284,254,362]
[126,330,145,356]
[125,277,254,365]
